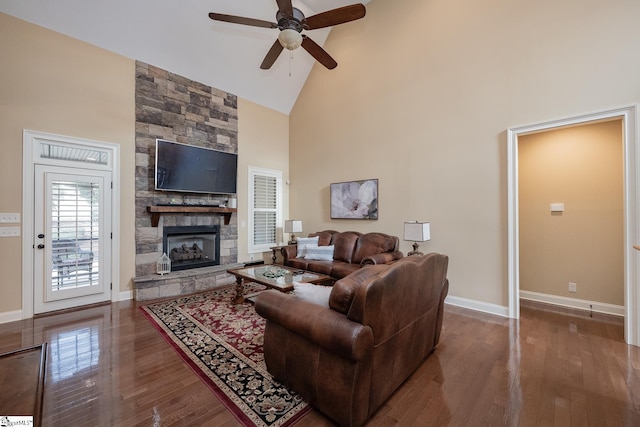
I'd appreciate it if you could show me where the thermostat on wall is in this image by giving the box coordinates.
[550,203,564,212]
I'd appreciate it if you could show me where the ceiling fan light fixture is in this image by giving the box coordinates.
[278,28,302,50]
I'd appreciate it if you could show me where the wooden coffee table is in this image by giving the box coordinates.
[227,265,332,304]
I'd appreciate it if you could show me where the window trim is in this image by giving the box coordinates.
[248,166,282,254]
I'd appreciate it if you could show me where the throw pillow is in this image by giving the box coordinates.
[293,282,332,308]
[304,245,335,261]
[296,236,319,257]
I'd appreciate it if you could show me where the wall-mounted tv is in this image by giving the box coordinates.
[155,139,237,195]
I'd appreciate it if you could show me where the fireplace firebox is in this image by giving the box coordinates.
[162,225,220,271]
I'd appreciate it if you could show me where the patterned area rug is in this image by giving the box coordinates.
[140,284,309,427]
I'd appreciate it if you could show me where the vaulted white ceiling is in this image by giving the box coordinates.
[0,0,371,114]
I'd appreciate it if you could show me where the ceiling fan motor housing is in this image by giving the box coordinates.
[277,7,305,32]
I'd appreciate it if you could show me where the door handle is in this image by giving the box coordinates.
[37,244,45,249]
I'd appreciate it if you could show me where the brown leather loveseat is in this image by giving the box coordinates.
[281,230,404,280]
[255,253,449,427]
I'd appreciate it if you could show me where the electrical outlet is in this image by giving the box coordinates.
[0,227,20,237]
[0,213,20,223]
[568,282,577,293]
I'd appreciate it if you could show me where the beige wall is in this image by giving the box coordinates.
[289,0,640,307]
[0,13,289,317]
[0,13,136,314]
[237,99,290,263]
[518,120,623,305]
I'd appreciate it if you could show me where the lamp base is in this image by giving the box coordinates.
[288,234,297,245]
[407,242,423,256]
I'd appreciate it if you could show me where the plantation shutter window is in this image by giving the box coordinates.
[249,167,282,253]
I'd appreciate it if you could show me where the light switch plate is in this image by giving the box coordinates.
[0,213,20,223]
[0,227,20,237]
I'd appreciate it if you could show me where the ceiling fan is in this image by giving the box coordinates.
[209,1,366,70]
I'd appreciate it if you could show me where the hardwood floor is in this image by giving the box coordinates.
[0,298,638,426]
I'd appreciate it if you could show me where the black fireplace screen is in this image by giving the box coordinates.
[162,225,220,271]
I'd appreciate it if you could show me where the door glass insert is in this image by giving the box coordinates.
[51,180,100,291]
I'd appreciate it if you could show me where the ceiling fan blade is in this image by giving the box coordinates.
[209,13,277,29]
[260,40,284,69]
[301,35,337,70]
[275,0,294,17]
[304,4,366,30]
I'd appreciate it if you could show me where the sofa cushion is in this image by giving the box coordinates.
[304,245,335,261]
[330,262,360,279]
[296,236,319,257]
[305,260,335,277]
[330,232,361,263]
[352,233,398,264]
[293,282,331,307]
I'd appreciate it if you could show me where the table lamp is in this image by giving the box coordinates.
[403,221,431,256]
[284,220,303,244]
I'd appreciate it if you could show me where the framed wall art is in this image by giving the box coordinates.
[330,179,378,220]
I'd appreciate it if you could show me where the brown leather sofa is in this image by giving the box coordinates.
[255,253,449,427]
[281,230,404,280]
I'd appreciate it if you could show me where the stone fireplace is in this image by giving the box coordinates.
[163,225,220,271]
[132,61,241,301]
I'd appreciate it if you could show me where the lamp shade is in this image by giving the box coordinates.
[403,221,431,242]
[284,220,303,234]
[278,29,303,50]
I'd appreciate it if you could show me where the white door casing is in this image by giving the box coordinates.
[507,105,639,347]
[22,130,121,319]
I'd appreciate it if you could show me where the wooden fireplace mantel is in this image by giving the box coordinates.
[147,206,237,227]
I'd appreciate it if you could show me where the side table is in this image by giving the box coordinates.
[269,245,288,264]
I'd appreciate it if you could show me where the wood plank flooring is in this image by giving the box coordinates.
[0,298,638,426]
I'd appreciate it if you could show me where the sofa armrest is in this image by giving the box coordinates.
[280,245,297,263]
[361,251,404,266]
[255,290,373,361]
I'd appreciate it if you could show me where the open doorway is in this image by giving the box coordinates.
[518,120,624,314]
[507,106,639,347]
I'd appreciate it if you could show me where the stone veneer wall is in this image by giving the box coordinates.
[134,61,239,295]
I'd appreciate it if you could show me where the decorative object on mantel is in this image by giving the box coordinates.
[228,196,237,209]
[330,178,378,219]
[284,219,303,244]
[157,252,171,275]
[404,221,431,256]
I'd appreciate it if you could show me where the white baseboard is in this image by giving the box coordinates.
[1,290,133,324]
[118,290,133,301]
[445,295,509,318]
[0,310,23,325]
[520,290,624,317]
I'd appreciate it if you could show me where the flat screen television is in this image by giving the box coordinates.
[155,139,237,194]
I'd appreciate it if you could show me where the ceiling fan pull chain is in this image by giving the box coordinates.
[289,50,293,77]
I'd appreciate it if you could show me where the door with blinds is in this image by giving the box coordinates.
[33,165,111,314]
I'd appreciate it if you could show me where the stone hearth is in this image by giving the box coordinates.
[132,264,242,301]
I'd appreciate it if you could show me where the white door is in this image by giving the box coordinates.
[33,165,111,314]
